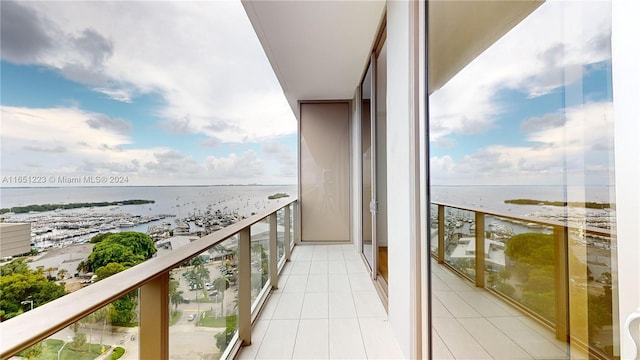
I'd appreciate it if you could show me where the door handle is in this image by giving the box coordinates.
[624,307,640,360]
[369,201,377,214]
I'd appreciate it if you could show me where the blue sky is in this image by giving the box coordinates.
[1,1,614,188]
[1,1,297,186]
[428,0,614,186]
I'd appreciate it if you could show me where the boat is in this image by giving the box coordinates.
[117,220,135,228]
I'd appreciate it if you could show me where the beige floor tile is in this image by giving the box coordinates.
[358,317,404,359]
[300,292,328,319]
[329,291,357,318]
[329,318,367,359]
[305,274,328,293]
[255,319,298,359]
[272,293,304,319]
[292,319,329,359]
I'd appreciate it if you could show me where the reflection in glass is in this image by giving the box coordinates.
[429,204,439,256]
[443,207,476,281]
[428,1,616,358]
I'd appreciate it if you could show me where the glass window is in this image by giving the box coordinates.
[428,1,617,358]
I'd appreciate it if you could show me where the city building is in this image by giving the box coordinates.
[1,1,638,359]
[0,223,31,258]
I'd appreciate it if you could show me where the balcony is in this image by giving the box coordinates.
[0,199,300,360]
[1,197,403,360]
[430,202,615,360]
[237,244,403,359]
[0,198,615,360]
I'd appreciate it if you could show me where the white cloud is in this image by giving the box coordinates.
[429,1,612,143]
[1,105,295,185]
[7,1,296,143]
[431,101,614,185]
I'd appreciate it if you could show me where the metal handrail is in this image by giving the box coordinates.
[431,200,614,236]
[0,198,297,359]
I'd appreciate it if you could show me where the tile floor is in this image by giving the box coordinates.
[238,244,582,360]
[431,262,584,360]
[237,244,404,360]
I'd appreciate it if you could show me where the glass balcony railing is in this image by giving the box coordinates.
[430,201,617,359]
[0,198,298,360]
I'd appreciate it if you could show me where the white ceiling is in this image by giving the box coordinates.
[243,0,543,118]
[242,0,386,118]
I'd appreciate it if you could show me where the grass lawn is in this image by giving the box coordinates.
[197,313,237,328]
[19,339,110,360]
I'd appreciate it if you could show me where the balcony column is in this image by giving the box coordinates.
[139,272,169,359]
[437,205,445,264]
[553,225,569,342]
[474,212,485,287]
[238,228,252,345]
[284,205,292,260]
[269,213,279,289]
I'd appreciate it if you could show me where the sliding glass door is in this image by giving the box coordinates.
[427,1,619,358]
[361,34,388,288]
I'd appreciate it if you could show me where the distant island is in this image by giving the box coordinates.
[267,193,290,200]
[1,199,155,214]
[504,199,612,209]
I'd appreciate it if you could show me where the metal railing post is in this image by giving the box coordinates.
[437,205,445,264]
[269,213,278,289]
[475,212,485,288]
[553,225,570,342]
[293,201,301,245]
[238,228,252,345]
[284,205,291,261]
[139,272,169,359]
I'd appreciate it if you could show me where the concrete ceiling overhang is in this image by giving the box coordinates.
[428,0,544,94]
[242,0,543,119]
[242,0,386,119]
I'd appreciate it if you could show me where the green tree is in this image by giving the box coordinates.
[212,277,230,316]
[0,258,29,275]
[95,263,127,281]
[0,260,66,321]
[109,296,137,325]
[90,232,114,244]
[69,331,88,351]
[19,342,43,359]
[57,268,68,280]
[505,233,554,267]
[77,260,90,275]
[170,276,183,311]
[86,232,156,271]
[85,232,153,326]
[213,315,237,353]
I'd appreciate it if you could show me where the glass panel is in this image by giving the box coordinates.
[428,1,616,358]
[429,204,439,256]
[19,294,139,360]
[277,208,285,264]
[289,204,295,249]
[442,206,475,280]
[375,40,388,284]
[486,215,556,322]
[361,62,373,269]
[250,218,270,306]
[169,236,238,359]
